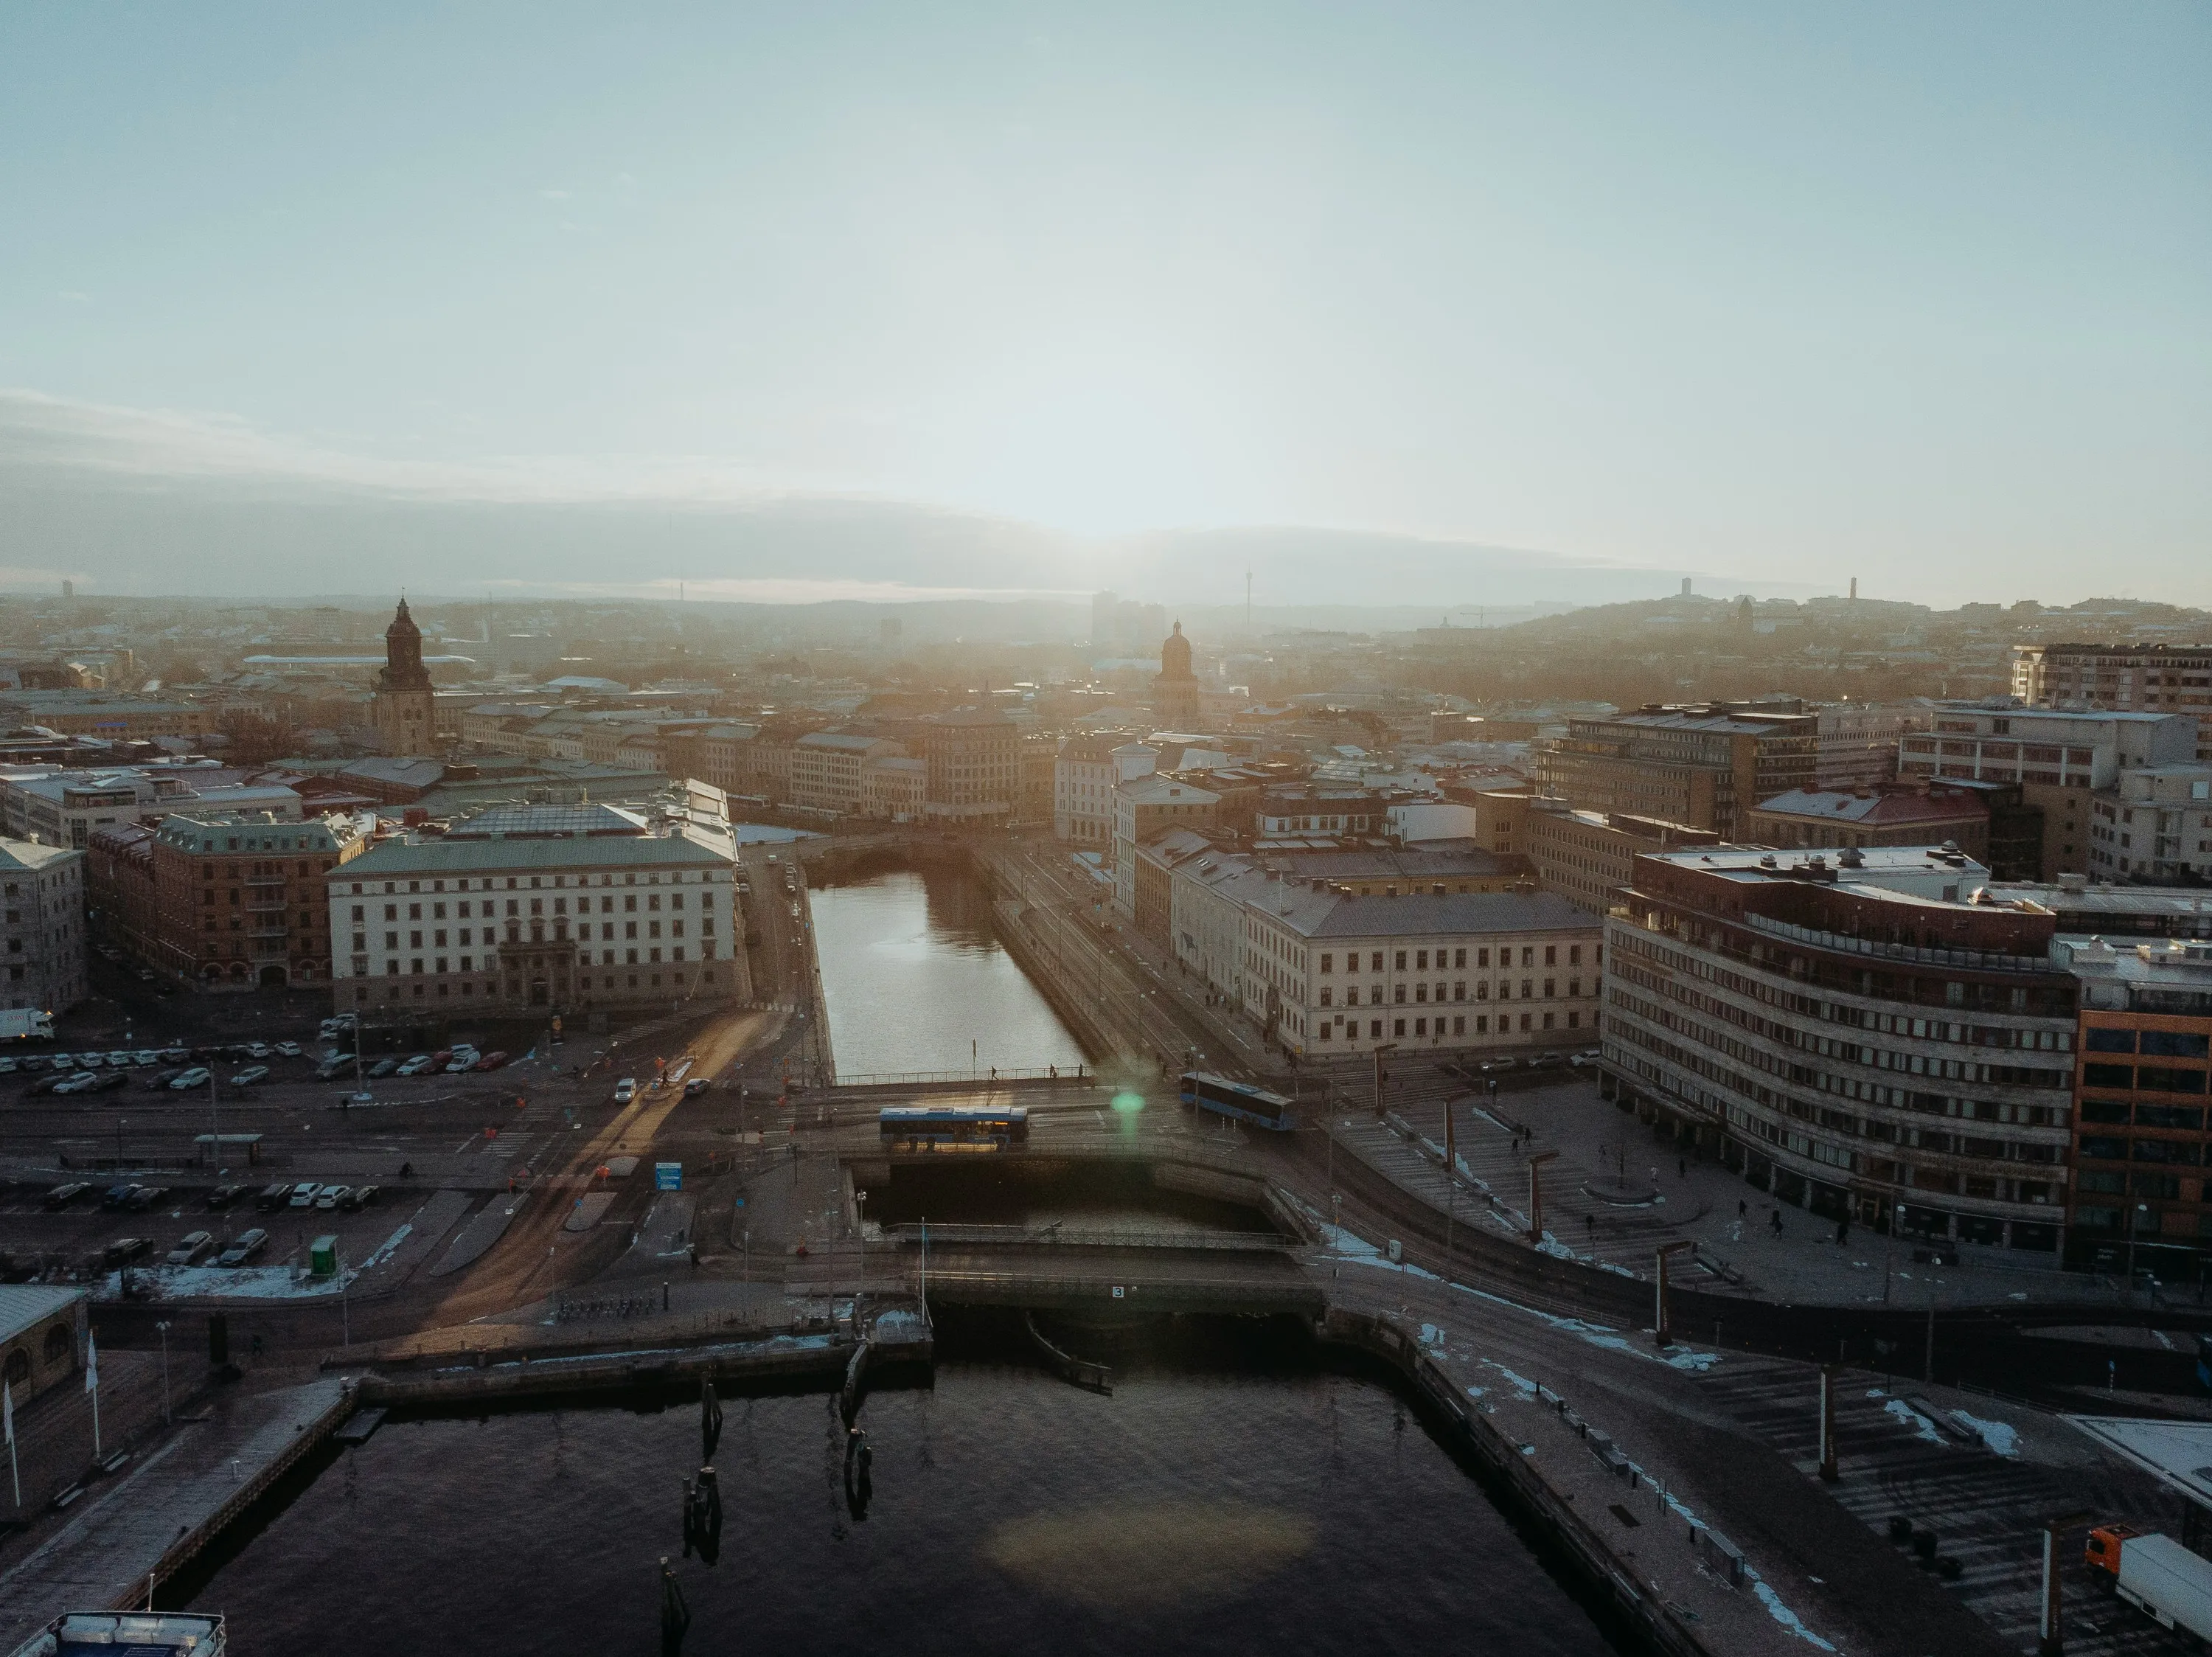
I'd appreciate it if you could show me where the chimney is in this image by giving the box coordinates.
[1849,577,1858,601]
[1680,578,1692,597]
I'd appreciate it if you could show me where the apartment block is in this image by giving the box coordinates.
[145,812,372,990]
[1898,704,2197,879]
[2086,765,2212,884]
[0,836,87,1015]
[1537,704,1818,838]
[2014,643,2212,761]
[2061,935,2212,1275]
[1603,846,2078,1255]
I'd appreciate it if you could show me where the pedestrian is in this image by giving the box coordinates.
[1770,1209,1783,1237]
[1738,1198,1747,1218]
[1677,1157,1686,1178]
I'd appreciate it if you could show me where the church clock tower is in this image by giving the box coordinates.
[371,597,439,755]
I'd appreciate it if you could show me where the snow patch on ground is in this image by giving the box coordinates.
[361,1223,413,1269]
[1884,1398,1944,1443]
[1950,1409,2020,1456]
[105,1264,354,1301]
[1753,1579,1840,1650]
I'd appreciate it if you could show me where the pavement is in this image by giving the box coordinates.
[1367,1065,2154,1312]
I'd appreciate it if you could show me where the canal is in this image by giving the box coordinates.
[808,862,1087,1078]
[182,1320,1626,1656]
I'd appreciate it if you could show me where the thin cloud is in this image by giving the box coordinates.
[538,188,570,201]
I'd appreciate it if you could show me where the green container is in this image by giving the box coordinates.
[309,1234,338,1277]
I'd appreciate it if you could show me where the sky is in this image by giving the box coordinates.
[1,3,2206,608]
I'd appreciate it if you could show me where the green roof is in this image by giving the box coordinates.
[334,831,728,881]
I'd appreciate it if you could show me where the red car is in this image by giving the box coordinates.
[472,1051,509,1071]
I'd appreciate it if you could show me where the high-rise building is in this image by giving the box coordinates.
[371,597,439,757]
[2014,643,2212,762]
[1152,622,1203,730]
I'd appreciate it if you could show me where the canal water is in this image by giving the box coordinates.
[808,864,1087,1078]
[184,1327,1624,1656]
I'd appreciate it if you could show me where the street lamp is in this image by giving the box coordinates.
[154,1320,171,1424]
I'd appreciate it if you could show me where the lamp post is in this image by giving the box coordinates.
[153,1320,171,1424]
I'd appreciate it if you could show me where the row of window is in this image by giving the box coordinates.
[2084,1026,2212,1058]
[354,892,703,922]
[372,944,708,975]
[1315,1010,1583,1041]
[346,870,717,894]
[1320,978,1586,1007]
[2082,1064,2208,1095]
[366,916,709,951]
[1318,943,1587,974]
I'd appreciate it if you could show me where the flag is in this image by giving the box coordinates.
[84,1330,97,1394]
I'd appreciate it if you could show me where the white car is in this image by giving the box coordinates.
[53,1072,100,1094]
[613,1077,637,1104]
[273,1041,302,1057]
[395,1055,436,1077]
[168,1067,212,1089]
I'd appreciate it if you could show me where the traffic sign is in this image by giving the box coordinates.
[655,1161,683,1191]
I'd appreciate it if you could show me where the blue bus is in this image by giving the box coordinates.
[1178,1071,1295,1131]
[879,1104,1029,1146]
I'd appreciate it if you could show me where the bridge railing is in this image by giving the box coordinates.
[888,1222,1293,1251]
[831,1067,1096,1089]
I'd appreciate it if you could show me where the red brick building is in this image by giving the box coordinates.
[147,812,372,990]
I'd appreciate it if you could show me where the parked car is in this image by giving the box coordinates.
[43,1181,91,1209]
[46,1052,75,1069]
[102,1237,153,1266]
[472,1051,509,1071]
[314,1058,352,1080]
[0,1057,15,1075]
[254,1181,293,1212]
[77,1054,105,1069]
[168,1067,212,1090]
[105,1050,138,1066]
[141,1069,179,1091]
[313,1185,351,1210]
[229,1066,271,1087]
[273,1041,302,1058]
[445,1056,477,1074]
[25,1071,73,1096]
[287,1182,321,1209]
[217,1228,269,1267]
[1478,1057,1518,1073]
[208,1184,251,1210]
[340,1184,378,1211]
[132,1049,160,1066]
[125,1186,170,1212]
[1526,1053,1566,1071]
[394,1055,435,1077]
[52,1073,101,1094]
[167,1231,213,1267]
[613,1077,637,1104]
[243,1043,271,1060]
[367,1057,400,1078]
[89,1071,128,1094]
[684,1077,712,1098]
[100,1184,142,1210]
[159,1046,190,1064]
[1569,1049,1603,1067]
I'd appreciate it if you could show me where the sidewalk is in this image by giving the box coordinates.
[1374,1069,2144,1310]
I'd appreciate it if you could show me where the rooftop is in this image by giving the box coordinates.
[335,829,728,879]
[0,1282,84,1347]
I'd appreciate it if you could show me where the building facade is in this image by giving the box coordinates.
[920,708,1018,825]
[1898,704,2197,879]
[788,732,907,816]
[2086,765,2212,884]
[2014,644,2212,762]
[2061,935,2212,1274]
[1,836,88,1015]
[328,815,745,1016]
[1747,783,1991,862]
[1517,798,1718,915]
[370,598,439,757]
[149,812,371,990]
[1602,847,2077,1254]
[1537,704,1819,839]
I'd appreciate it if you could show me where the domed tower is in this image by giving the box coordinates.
[371,597,439,755]
[1152,620,1203,731]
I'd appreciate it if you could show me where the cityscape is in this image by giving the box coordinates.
[0,7,2208,1657]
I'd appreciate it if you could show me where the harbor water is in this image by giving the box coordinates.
[183,1327,1624,1655]
[808,864,1087,1077]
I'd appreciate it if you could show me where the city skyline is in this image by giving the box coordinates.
[3,4,2206,607]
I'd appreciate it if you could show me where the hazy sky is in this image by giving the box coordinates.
[1,4,2206,606]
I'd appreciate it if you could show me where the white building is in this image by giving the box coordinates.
[1,836,87,1015]
[327,809,745,1017]
[1,768,302,849]
[1055,733,1154,846]
[788,732,907,817]
[2088,764,2212,883]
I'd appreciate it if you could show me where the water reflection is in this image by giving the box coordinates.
[810,867,1087,1077]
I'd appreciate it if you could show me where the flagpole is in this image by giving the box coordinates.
[5,1378,18,1510]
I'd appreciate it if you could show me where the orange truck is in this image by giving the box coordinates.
[2086,1525,2212,1641]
